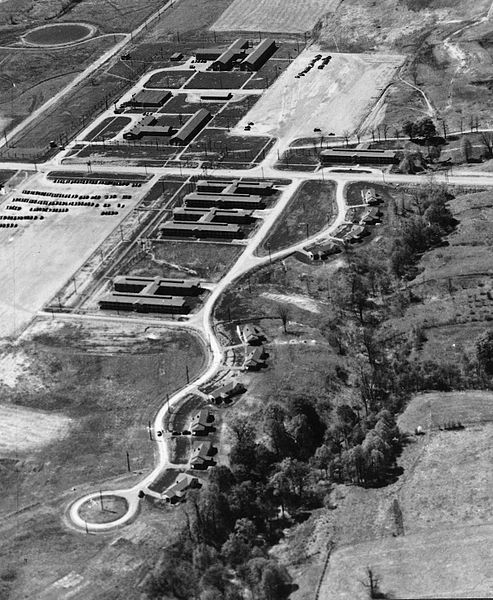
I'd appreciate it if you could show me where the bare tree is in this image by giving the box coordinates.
[361,567,385,599]
[480,131,493,158]
[276,303,290,334]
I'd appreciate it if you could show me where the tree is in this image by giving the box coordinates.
[276,303,290,334]
[476,330,493,375]
[480,131,493,158]
[460,136,473,163]
[260,564,288,600]
[361,567,385,599]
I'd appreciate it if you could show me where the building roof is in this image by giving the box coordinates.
[191,441,213,463]
[242,39,276,68]
[214,38,249,66]
[185,192,264,205]
[242,324,263,343]
[171,109,211,144]
[163,474,198,499]
[100,292,187,307]
[113,275,200,289]
[320,148,398,158]
[209,381,244,400]
[191,409,212,432]
[133,89,171,105]
[160,221,240,234]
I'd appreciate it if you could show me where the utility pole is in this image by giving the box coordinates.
[126,451,131,472]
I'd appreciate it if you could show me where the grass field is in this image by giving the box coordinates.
[211,0,341,34]
[0,37,118,139]
[184,70,251,90]
[144,70,194,89]
[181,127,272,166]
[83,116,132,142]
[23,23,93,45]
[124,239,244,282]
[398,390,493,432]
[260,180,337,255]
[0,318,205,516]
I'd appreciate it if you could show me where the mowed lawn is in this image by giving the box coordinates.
[211,0,341,33]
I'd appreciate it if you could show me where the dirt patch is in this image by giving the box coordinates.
[0,403,72,456]
[232,47,403,146]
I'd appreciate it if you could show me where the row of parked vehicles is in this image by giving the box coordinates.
[295,54,332,78]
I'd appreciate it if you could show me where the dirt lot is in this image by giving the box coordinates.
[232,47,403,148]
[212,0,341,34]
[0,403,72,455]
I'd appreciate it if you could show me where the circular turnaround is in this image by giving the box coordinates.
[22,23,95,47]
[78,494,129,525]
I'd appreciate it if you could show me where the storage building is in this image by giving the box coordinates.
[240,39,277,71]
[130,89,172,109]
[170,109,212,145]
[320,148,400,165]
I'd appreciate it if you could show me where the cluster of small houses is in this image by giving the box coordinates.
[296,188,383,262]
[161,324,267,504]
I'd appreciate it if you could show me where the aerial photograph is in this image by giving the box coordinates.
[0,0,492,598]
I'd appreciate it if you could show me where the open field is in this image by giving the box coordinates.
[259,179,337,254]
[184,70,251,90]
[23,23,94,46]
[0,318,205,515]
[123,239,244,282]
[0,37,118,139]
[232,48,404,146]
[0,0,168,33]
[0,172,152,337]
[144,69,195,89]
[398,390,493,432]
[324,523,493,600]
[0,403,72,455]
[211,0,341,34]
[181,127,273,167]
[83,116,132,142]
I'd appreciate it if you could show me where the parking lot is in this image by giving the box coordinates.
[0,172,149,337]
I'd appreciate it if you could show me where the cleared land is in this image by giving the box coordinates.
[0,403,72,455]
[233,48,403,146]
[212,0,341,34]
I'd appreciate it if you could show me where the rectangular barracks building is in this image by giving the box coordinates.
[320,148,400,165]
[196,179,274,196]
[170,109,212,145]
[160,220,242,240]
[210,38,249,71]
[113,275,202,296]
[184,192,265,210]
[128,89,171,109]
[99,293,189,314]
[172,206,254,224]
